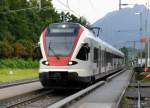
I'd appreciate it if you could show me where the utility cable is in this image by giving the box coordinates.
[56,0,80,17]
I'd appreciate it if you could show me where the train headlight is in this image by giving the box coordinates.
[42,61,49,65]
[45,61,49,65]
[68,61,73,65]
[68,61,78,65]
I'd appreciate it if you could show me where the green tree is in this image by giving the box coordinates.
[14,42,27,58]
[0,0,89,59]
[18,39,34,58]
[120,47,128,64]
[0,41,14,58]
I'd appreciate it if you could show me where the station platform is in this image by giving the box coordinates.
[69,70,133,108]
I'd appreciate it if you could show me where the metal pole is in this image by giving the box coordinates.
[139,13,143,66]
[66,0,70,9]
[148,38,150,67]
[63,13,66,22]
[145,41,148,67]
[133,41,136,61]
[140,49,143,67]
[137,81,141,108]
[139,13,142,36]
[119,0,121,10]
[145,4,149,68]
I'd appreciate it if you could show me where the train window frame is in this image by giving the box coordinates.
[101,50,104,67]
[93,47,98,63]
[76,43,90,61]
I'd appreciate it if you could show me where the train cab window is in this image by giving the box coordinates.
[94,48,98,63]
[76,43,90,61]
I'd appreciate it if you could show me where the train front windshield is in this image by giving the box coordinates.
[46,24,79,56]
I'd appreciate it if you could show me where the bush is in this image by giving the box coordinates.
[0,41,14,58]
[0,58,39,69]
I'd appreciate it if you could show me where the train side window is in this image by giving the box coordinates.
[94,48,98,63]
[76,43,90,61]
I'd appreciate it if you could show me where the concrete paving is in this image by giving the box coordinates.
[69,70,133,108]
[0,82,43,100]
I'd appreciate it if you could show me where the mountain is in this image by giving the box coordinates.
[92,5,150,48]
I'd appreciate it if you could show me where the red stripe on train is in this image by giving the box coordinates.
[43,28,48,58]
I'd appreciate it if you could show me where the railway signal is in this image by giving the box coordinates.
[140,36,147,45]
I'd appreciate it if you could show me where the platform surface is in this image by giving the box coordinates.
[69,70,133,108]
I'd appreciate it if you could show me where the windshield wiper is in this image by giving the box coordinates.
[49,41,60,60]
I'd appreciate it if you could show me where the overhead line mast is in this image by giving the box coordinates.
[119,0,121,10]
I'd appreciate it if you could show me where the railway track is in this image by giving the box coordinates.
[0,87,79,108]
[0,78,39,89]
[0,89,75,108]
[0,89,48,108]
[120,83,150,108]
[118,70,150,108]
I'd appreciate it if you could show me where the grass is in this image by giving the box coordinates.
[0,69,39,83]
[120,96,129,108]
[143,78,150,83]
[140,72,150,83]
[0,58,39,69]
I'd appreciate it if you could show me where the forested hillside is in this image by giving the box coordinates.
[0,0,89,59]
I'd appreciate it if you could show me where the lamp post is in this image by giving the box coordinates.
[119,0,121,10]
[135,12,143,36]
[135,12,143,68]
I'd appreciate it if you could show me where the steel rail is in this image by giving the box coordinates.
[137,81,141,108]
[3,90,53,108]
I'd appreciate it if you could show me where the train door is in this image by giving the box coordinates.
[104,48,107,73]
[93,47,99,76]
[101,49,104,73]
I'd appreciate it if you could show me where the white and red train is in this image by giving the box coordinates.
[38,23,125,88]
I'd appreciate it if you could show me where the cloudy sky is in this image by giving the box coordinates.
[52,0,150,24]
